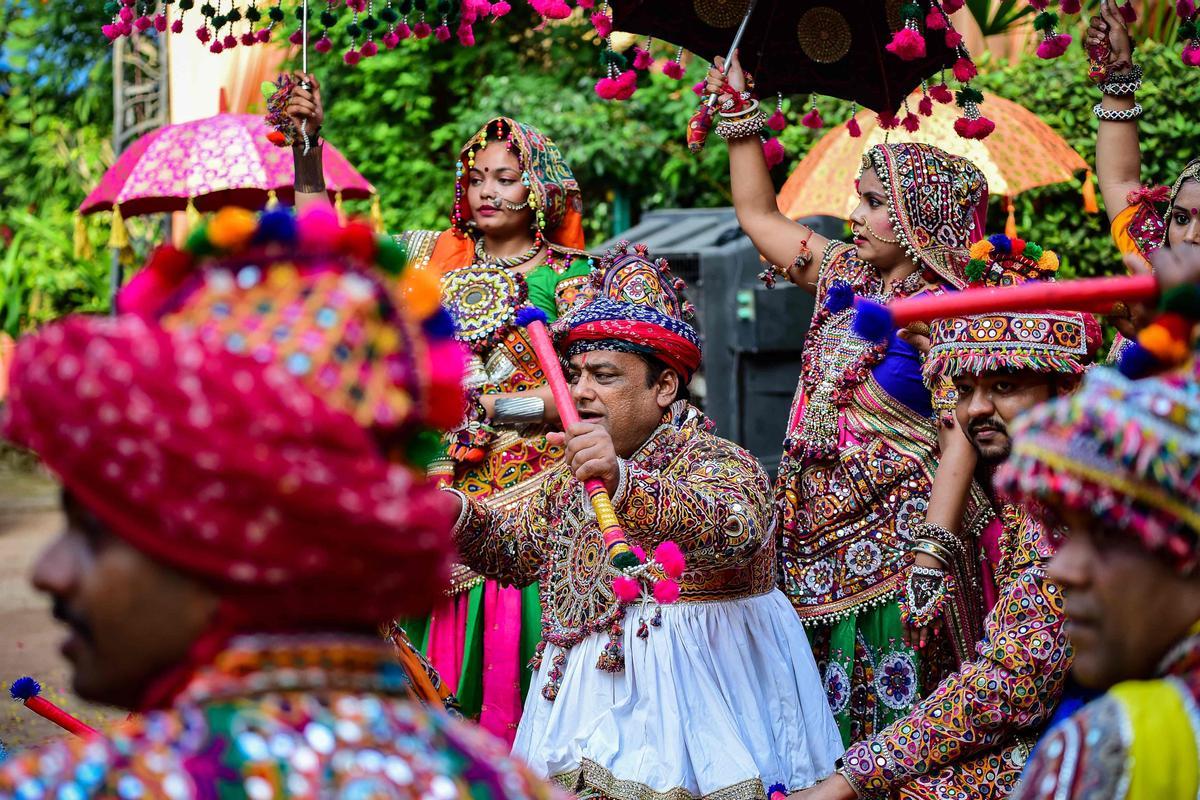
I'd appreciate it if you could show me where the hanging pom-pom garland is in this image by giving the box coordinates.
[878,109,900,130]
[954,85,994,139]
[929,80,954,104]
[901,99,921,132]
[662,45,685,79]
[801,95,823,129]
[846,103,863,138]
[762,136,785,168]
[886,2,927,60]
[918,82,934,116]
[1181,11,1200,66]
[1033,11,1072,59]
[766,93,787,131]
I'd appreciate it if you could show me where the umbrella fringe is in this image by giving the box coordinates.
[334,191,346,224]
[108,205,130,251]
[371,194,385,234]
[74,212,94,261]
[186,198,202,230]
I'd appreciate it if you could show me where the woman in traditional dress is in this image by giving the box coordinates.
[288,78,593,745]
[705,56,993,745]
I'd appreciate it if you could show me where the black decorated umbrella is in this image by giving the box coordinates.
[610,0,960,114]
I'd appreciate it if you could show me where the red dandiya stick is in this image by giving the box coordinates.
[854,274,1160,340]
[518,307,639,569]
[9,676,99,738]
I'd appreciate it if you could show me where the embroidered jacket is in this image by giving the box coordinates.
[0,635,563,800]
[840,505,1069,799]
[1015,626,1200,800]
[453,402,775,651]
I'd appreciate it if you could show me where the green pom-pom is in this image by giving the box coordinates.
[612,550,641,569]
[319,9,338,26]
[380,6,399,23]
[376,236,408,275]
[346,21,362,36]
[362,14,380,29]
[1024,242,1044,261]
[1033,11,1058,31]
[1161,284,1200,317]
[399,0,413,13]
[200,2,215,15]
[226,7,241,22]
[185,224,216,258]
[245,6,262,21]
[1181,20,1197,39]
[267,5,284,21]
[406,429,446,470]
[178,0,194,9]
[900,2,921,20]
[293,3,310,18]
[104,1,120,14]
[965,259,986,282]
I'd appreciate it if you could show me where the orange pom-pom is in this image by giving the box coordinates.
[338,220,377,262]
[397,267,443,320]
[1138,320,1191,363]
[208,207,258,250]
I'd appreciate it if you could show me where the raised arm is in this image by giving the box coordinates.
[447,483,551,588]
[284,73,336,213]
[705,54,828,292]
[1088,3,1142,223]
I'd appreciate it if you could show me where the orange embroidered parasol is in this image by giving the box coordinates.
[777,90,1096,235]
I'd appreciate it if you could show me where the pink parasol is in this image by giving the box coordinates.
[79,113,374,219]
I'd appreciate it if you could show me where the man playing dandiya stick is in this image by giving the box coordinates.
[0,208,563,799]
[794,235,1102,800]
[448,243,843,800]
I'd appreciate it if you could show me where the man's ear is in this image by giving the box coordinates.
[1059,374,1083,396]
[655,368,680,410]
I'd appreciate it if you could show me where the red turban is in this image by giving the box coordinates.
[2,315,454,628]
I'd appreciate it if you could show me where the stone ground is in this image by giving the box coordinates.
[0,461,121,754]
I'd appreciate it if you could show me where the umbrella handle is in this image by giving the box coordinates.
[686,0,758,155]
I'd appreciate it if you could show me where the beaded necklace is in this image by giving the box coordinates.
[793,264,928,459]
[472,236,544,270]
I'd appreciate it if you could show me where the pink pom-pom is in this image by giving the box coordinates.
[434,23,451,41]
[654,541,686,580]
[134,14,152,30]
[424,342,469,428]
[942,0,964,10]
[1060,0,1081,13]
[952,57,977,81]
[1178,0,1195,17]
[886,26,926,60]
[119,6,134,21]
[413,20,432,37]
[491,0,511,16]
[765,109,787,131]
[343,48,361,64]
[361,38,379,55]
[381,29,399,47]
[209,40,224,52]
[577,0,594,7]
[171,18,184,33]
[256,27,270,42]
[929,82,954,103]
[196,25,211,42]
[289,28,303,44]
[878,110,899,130]
[653,579,681,605]
[632,47,653,70]
[1036,33,1072,59]
[457,23,475,45]
[918,94,934,116]
[223,33,237,48]
[1029,0,1050,9]
[613,68,638,100]
[1183,44,1200,67]
[762,137,785,168]
[613,576,642,603]
[631,544,647,562]
[801,107,823,129]
[954,116,995,139]
[926,7,947,29]
[315,35,333,52]
[846,116,862,137]
[154,13,167,31]
[692,79,706,96]
[595,76,619,99]
[298,205,342,251]
[659,59,683,79]
[102,23,120,39]
[902,111,921,132]
[539,0,571,19]
[396,21,412,38]
[240,31,256,45]
[118,19,133,35]
[590,11,612,37]
[944,28,963,47]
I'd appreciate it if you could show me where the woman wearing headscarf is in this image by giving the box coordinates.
[706,55,993,744]
[288,81,592,744]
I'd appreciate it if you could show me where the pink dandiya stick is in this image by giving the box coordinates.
[517,308,638,569]
[9,677,99,738]
[854,274,1160,341]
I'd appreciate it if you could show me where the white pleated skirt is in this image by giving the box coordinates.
[512,589,842,799]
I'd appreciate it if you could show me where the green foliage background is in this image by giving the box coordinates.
[3,2,1199,337]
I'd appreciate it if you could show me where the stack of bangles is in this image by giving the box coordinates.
[901,522,961,628]
[910,521,961,566]
[714,91,765,141]
[1093,63,1143,121]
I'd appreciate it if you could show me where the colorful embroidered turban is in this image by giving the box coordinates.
[561,243,702,381]
[120,205,467,466]
[995,363,1200,573]
[861,142,989,289]
[2,315,457,627]
[450,117,585,251]
[923,234,1102,383]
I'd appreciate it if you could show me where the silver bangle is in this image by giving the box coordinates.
[715,110,765,141]
[491,396,545,425]
[1093,102,1143,122]
[718,98,760,119]
[1100,64,1143,96]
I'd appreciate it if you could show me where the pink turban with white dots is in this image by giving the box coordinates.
[2,314,455,628]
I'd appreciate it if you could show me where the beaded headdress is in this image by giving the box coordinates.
[562,242,702,381]
[117,205,467,469]
[996,363,1200,573]
[860,142,988,289]
[451,117,585,252]
[923,234,1101,383]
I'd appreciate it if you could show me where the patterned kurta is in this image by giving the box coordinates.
[1015,626,1200,800]
[0,634,563,800]
[840,505,1069,799]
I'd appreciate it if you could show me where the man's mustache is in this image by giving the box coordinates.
[52,598,94,644]
[967,418,1008,438]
